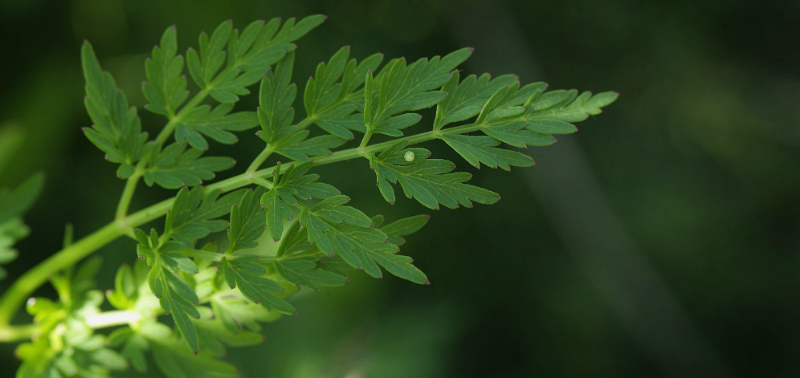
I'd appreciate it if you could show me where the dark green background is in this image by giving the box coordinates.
[2,0,799,377]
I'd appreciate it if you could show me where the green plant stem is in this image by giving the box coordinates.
[83,310,143,329]
[114,89,210,221]
[0,310,143,343]
[0,120,480,337]
[293,117,316,133]
[251,177,274,189]
[0,221,124,327]
[0,324,35,343]
[246,145,274,174]
[246,117,317,174]
[115,170,143,221]
[359,130,374,149]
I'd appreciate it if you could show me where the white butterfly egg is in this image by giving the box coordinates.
[404,151,415,162]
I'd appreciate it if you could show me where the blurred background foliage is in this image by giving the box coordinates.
[1,0,799,377]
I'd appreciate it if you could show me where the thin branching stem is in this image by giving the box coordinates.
[114,89,210,221]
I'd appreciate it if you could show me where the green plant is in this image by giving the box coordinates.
[0,15,617,377]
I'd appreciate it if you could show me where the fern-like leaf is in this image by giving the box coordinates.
[143,143,235,189]
[81,42,151,177]
[136,229,201,353]
[227,187,267,252]
[175,103,259,150]
[370,140,499,209]
[220,256,295,315]
[304,46,384,139]
[256,51,296,143]
[364,48,473,136]
[142,25,188,117]
[0,173,44,280]
[164,187,242,247]
[260,162,340,241]
[186,16,325,103]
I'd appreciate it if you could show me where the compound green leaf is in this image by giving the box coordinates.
[274,221,315,258]
[0,172,44,224]
[433,71,518,130]
[439,134,533,170]
[82,42,150,168]
[210,294,281,334]
[313,106,363,139]
[260,162,340,241]
[187,16,324,102]
[221,256,295,315]
[195,319,263,358]
[0,174,44,279]
[304,47,383,139]
[304,46,350,115]
[272,132,345,161]
[480,120,556,148]
[175,103,258,150]
[109,329,149,374]
[524,90,619,123]
[438,74,618,152]
[380,214,429,245]
[364,48,472,135]
[278,162,342,201]
[106,261,150,310]
[143,25,188,116]
[371,140,499,209]
[147,256,200,353]
[298,216,427,284]
[273,259,347,290]
[0,219,27,280]
[227,187,267,251]
[310,195,372,227]
[372,113,422,137]
[261,188,293,242]
[165,187,242,247]
[257,52,296,143]
[139,322,238,378]
[143,143,235,189]
[474,81,529,124]
[294,202,427,284]
[360,245,427,284]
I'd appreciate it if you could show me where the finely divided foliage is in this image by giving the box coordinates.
[0,174,43,280]
[2,15,617,378]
